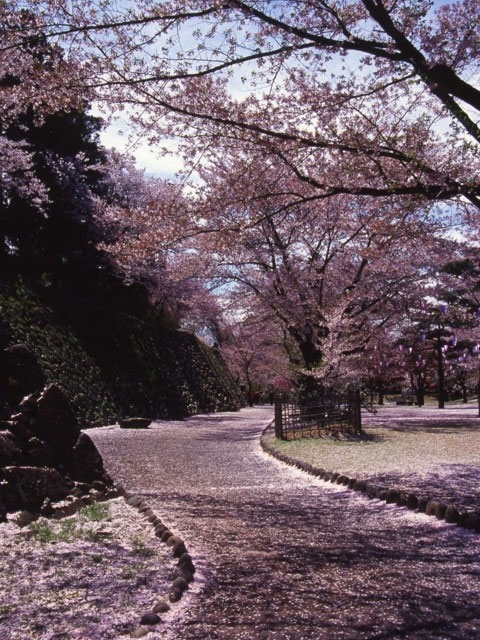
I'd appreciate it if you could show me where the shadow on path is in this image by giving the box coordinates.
[364,404,480,434]
[91,407,480,640]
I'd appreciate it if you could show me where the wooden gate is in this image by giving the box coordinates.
[274,390,362,440]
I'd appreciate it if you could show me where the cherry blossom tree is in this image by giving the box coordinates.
[183,150,452,383]
[0,7,87,211]
[438,254,480,406]
[95,140,458,384]
[4,0,480,395]
[0,12,202,323]
[5,0,479,221]
[358,329,403,404]
[394,314,435,406]
[93,152,222,329]
[219,315,292,401]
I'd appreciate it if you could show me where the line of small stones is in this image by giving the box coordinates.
[122,490,196,639]
[260,424,480,534]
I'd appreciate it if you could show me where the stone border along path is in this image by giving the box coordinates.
[91,407,480,640]
[260,422,480,533]
[5,485,192,638]
[121,491,197,638]
[264,402,480,511]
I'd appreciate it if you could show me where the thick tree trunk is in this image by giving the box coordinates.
[247,379,253,406]
[416,376,425,406]
[294,335,324,395]
[378,381,384,405]
[478,366,480,417]
[298,340,322,372]
[416,388,425,407]
[436,339,445,409]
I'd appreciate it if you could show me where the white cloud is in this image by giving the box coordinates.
[89,104,185,178]
[99,122,185,178]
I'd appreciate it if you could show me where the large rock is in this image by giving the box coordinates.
[5,418,34,445]
[119,417,151,429]
[2,466,68,509]
[406,493,418,510]
[0,377,115,516]
[25,437,54,468]
[17,392,40,416]
[386,489,399,504]
[445,506,459,524]
[67,433,105,483]
[0,432,24,466]
[5,345,45,403]
[29,384,80,452]
[464,512,480,532]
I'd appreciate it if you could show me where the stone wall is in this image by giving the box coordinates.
[0,278,240,427]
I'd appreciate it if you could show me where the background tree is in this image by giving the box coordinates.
[220,315,292,401]
[359,330,403,405]
[439,255,480,407]
[0,10,110,281]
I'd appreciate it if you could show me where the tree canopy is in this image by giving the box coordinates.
[2,1,480,396]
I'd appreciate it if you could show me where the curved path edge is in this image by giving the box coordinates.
[260,422,480,533]
[121,491,197,637]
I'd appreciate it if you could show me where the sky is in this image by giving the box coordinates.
[99,115,182,179]
[96,0,463,181]
[97,72,261,180]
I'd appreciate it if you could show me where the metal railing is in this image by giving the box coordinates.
[274,389,362,440]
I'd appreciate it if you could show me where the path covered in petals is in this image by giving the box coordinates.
[91,407,480,640]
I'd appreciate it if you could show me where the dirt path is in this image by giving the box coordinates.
[91,407,480,640]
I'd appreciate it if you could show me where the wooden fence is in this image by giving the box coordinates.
[274,390,362,440]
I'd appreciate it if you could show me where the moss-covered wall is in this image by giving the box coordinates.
[0,278,240,426]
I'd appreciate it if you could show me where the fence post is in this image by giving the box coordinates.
[274,395,284,439]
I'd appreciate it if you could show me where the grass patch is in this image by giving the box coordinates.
[57,519,79,542]
[27,505,111,544]
[29,521,56,543]
[29,519,83,543]
[79,502,110,522]
[131,535,156,558]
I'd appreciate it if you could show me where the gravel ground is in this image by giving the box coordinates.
[0,499,174,640]
[91,406,480,640]
[264,403,480,510]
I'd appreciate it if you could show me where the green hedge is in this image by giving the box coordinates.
[0,278,239,427]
